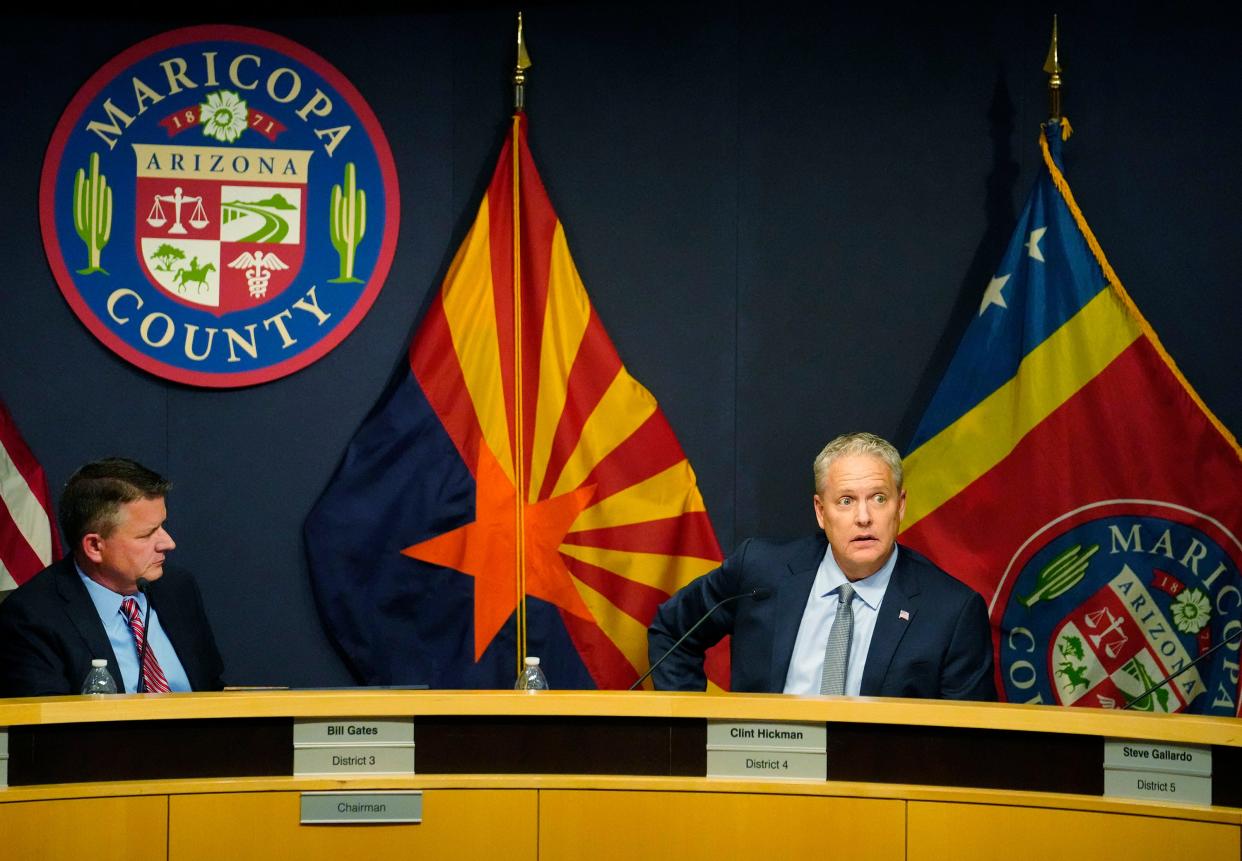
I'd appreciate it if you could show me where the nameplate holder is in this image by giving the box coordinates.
[293,746,416,776]
[1103,740,1211,776]
[294,718,414,746]
[1103,769,1212,806]
[707,720,825,751]
[300,791,423,825]
[1103,739,1211,806]
[706,720,826,780]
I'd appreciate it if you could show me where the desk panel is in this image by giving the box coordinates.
[907,800,1240,861]
[539,789,905,861]
[167,789,537,861]
[0,795,168,861]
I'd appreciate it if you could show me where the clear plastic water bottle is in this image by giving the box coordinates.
[515,656,549,690]
[81,659,117,695]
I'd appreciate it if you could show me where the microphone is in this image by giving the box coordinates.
[630,587,772,691]
[135,578,152,694]
[1122,625,1242,710]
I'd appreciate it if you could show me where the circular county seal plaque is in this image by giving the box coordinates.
[39,26,399,387]
[997,501,1242,715]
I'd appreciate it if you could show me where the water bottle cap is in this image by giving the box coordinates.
[524,656,540,666]
[91,659,108,668]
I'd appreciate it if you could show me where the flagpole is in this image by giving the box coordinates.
[1043,15,1063,122]
[512,12,532,675]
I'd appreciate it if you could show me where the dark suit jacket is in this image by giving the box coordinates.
[648,535,996,700]
[0,556,225,697]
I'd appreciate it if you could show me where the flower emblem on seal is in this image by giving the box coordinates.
[1170,588,1212,634]
[199,90,248,143]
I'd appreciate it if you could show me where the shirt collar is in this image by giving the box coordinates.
[76,562,146,619]
[815,543,900,611]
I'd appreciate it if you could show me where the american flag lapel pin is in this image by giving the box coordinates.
[898,609,910,622]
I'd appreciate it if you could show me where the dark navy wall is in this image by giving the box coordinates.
[3,4,1238,686]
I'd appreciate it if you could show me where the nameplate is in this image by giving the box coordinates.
[300,791,423,825]
[0,757,6,788]
[707,748,826,780]
[294,718,414,746]
[1103,740,1211,776]
[705,720,826,780]
[293,746,416,776]
[706,720,826,751]
[0,727,7,756]
[1103,769,1212,806]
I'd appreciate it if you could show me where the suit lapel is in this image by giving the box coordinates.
[148,577,198,687]
[54,561,122,681]
[768,537,825,689]
[860,549,921,696]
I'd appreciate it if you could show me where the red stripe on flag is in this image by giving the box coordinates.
[485,134,518,468]
[902,337,1242,609]
[580,411,689,505]
[536,310,623,500]
[1,405,49,495]
[409,295,487,471]
[562,554,670,625]
[558,607,642,689]
[0,400,60,578]
[564,511,722,560]
[515,124,558,495]
[0,496,48,585]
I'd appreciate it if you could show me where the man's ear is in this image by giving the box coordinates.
[80,533,105,564]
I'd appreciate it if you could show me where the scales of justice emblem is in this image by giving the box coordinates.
[135,139,310,316]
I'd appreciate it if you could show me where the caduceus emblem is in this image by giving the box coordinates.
[227,248,290,298]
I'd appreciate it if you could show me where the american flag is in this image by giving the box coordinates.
[0,399,60,592]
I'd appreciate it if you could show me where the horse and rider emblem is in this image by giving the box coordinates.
[136,151,307,315]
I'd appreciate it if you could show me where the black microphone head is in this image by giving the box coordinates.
[136,578,150,595]
[750,587,772,601]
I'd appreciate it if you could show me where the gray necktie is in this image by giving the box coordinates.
[819,583,856,695]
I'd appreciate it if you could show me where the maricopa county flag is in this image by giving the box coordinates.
[305,115,724,689]
[1,400,61,592]
[901,121,1242,715]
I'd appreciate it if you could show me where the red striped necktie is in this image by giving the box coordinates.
[120,597,172,693]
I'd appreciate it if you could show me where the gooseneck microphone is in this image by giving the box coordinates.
[1122,625,1242,710]
[135,578,152,694]
[630,588,772,691]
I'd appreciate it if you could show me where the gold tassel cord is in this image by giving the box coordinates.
[1039,126,1242,457]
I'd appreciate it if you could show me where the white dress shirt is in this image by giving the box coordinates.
[782,545,899,696]
[77,564,193,693]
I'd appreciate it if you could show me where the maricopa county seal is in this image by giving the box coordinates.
[40,26,399,387]
[998,501,1242,715]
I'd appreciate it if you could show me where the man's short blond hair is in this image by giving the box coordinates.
[812,432,903,494]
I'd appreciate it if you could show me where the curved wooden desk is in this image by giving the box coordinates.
[1,691,1239,860]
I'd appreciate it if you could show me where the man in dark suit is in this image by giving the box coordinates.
[0,458,224,697]
[648,432,994,699]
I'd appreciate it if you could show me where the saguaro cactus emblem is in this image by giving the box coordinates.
[329,162,367,283]
[73,152,113,275]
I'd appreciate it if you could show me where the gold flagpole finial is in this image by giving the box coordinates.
[1043,14,1062,121]
[514,11,532,112]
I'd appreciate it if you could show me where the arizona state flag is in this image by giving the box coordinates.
[901,121,1242,715]
[306,115,723,689]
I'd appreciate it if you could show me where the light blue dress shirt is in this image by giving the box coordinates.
[782,545,899,696]
[76,565,193,693]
